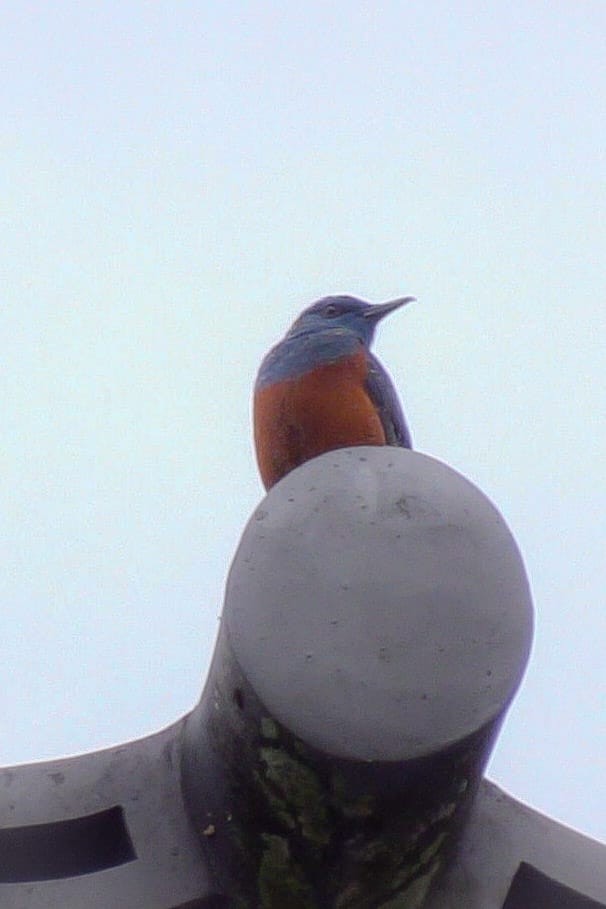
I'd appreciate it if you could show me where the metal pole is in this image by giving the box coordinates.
[181,447,533,907]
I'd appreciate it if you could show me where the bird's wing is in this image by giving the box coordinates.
[365,353,412,448]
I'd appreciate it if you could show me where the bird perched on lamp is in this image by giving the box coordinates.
[253,294,416,490]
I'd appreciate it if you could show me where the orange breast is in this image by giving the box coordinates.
[253,348,386,489]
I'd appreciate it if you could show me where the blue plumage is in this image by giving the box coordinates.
[366,351,412,447]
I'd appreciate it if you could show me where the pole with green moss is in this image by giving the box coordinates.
[181,447,533,908]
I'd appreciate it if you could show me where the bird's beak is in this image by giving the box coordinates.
[363,296,416,322]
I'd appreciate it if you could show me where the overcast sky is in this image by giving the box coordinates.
[1,1,605,843]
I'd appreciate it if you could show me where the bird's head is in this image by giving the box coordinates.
[286,294,416,346]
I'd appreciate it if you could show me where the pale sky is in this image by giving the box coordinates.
[1,2,605,842]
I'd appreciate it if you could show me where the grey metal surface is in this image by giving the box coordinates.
[427,779,606,908]
[226,447,533,760]
[0,719,222,908]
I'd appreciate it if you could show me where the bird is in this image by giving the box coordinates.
[253,294,416,490]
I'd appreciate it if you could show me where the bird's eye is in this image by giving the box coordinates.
[324,303,340,317]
